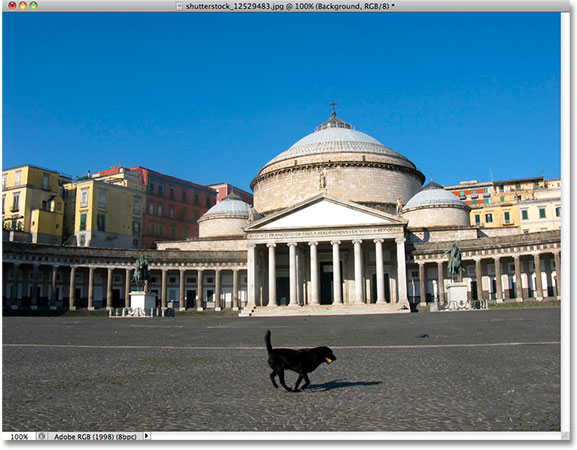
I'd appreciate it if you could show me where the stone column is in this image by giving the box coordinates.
[50,265,59,309]
[514,255,523,302]
[475,257,483,301]
[309,242,320,305]
[179,269,186,311]
[288,243,298,306]
[215,269,222,311]
[11,263,20,308]
[554,251,561,299]
[246,244,256,310]
[418,261,426,304]
[494,257,503,303]
[267,243,277,307]
[125,268,131,308]
[161,268,167,309]
[106,267,113,310]
[331,240,342,304]
[232,269,239,311]
[353,239,364,304]
[436,261,445,304]
[396,237,409,306]
[87,267,95,310]
[197,269,204,311]
[69,266,77,311]
[533,253,544,301]
[30,263,39,310]
[374,239,385,304]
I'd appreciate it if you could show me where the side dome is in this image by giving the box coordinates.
[402,181,470,229]
[198,193,254,238]
[251,113,425,216]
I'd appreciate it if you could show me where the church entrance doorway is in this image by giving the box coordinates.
[320,262,342,305]
[371,273,391,303]
[277,277,289,306]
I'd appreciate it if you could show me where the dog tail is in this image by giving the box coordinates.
[265,330,273,353]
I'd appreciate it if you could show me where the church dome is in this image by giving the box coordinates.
[403,181,468,210]
[402,181,470,229]
[263,115,411,168]
[198,193,254,238]
[251,112,425,216]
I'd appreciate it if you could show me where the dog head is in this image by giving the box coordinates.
[317,346,337,364]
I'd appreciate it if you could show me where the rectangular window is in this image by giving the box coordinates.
[148,202,154,215]
[42,173,50,190]
[2,195,5,214]
[169,205,174,218]
[521,209,529,220]
[183,227,189,238]
[158,224,165,237]
[171,224,177,238]
[14,171,21,186]
[499,185,504,193]
[80,188,89,207]
[182,190,187,202]
[80,212,87,231]
[12,192,20,211]
[500,196,505,202]
[98,189,107,208]
[485,213,493,223]
[504,211,511,224]
[539,208,546,219]
[194,192,199,205]
[169,186,175,200]
[158,184,164,197]
[181,207,187,219]
[158,204,163,216]
[205,197,211,208]
[97,213,106,231]
[472,199,477,205]
[474,214,481,225]
[133,197,141,214]
[515,183,521,190]
[132,220,141,236]
[2,174,7,189]
[556,206,561,217]
[149,223,156,236]
[149,182,155,194]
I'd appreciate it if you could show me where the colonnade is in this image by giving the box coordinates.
[246,236,409,309]
[3,262,247,311]
[411,250,561,303]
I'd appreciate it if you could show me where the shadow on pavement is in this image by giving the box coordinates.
[308,379,382,391]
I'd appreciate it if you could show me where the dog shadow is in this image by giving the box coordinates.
[307,379,382,392]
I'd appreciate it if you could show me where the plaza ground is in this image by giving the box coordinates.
[2,307,561,433]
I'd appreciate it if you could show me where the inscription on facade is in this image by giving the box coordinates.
[249,227,403,241]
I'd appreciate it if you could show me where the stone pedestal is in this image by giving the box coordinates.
[130,291,156,309]
[446,282,470,310]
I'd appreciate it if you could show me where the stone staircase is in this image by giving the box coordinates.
[239,303,410,317]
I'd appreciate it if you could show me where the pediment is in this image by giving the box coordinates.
[246,195,406,231]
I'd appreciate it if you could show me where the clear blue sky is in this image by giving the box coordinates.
[3,12,561,192]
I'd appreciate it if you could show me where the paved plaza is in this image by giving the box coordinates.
[3,307,561,433]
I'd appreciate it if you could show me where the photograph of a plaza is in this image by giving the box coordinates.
[2,5,567,439]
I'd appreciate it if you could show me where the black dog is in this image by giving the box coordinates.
[265,330,336,392]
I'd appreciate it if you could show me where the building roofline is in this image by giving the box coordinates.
[2,164,73,180]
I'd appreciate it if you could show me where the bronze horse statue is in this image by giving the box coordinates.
[132,256,151,292]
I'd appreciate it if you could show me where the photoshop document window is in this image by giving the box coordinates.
[1,0,570,443]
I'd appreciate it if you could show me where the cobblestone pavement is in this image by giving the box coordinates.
[3,308,561,433]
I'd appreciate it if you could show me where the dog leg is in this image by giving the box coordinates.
[269,371,279,388]
[276,370,292,392]
[293,375,303,392]
[300,373,311,390]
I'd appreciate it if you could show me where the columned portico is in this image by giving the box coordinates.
[309,242,320,305]
[533,253,544,301]
[494,256,503,303]
[287,242,298,306]
[352,239,364,304]
[436,261,445,304]
[87,266,95,311]
[374,239,385,304]
[197,269,205,311]
[331,240,342,305]
[396,237,409,306]
[267,243,277,307]
[69,266,77,311]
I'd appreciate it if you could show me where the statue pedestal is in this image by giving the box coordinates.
[130,291,156,309]
[446,282,470,310]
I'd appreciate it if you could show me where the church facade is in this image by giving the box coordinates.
[2,113,561,315]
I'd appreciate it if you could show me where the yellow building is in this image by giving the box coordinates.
[2,165,71,244]
[64,170,145,248]
[518,180,561,233]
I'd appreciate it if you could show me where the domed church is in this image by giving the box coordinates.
[154,110,561,316]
